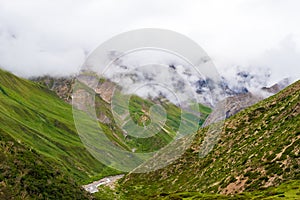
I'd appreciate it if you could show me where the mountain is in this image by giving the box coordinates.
[0,68,212,198]
[262,78,291,94]
[0,69,121,181]
[97,80,300,199]
[31,73,211,154]
[215,92,263,120]
[0,68,127,198]
[2,67,298,199]
[31,71,290,122]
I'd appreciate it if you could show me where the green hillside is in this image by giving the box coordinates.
[0,128,92,199]
[3,67,298,199]
[0,68,212,198]
[70,74,211,173]
[0,68,120,184]
[94,92,210,153]
[35,75,211,153]
[99,80,300,199]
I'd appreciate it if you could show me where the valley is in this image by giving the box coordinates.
[0,68,299,199]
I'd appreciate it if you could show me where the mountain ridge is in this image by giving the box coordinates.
[98,79,300,199]
[1,68,299,199]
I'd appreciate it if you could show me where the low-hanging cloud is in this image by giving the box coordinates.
[0,0,299,84]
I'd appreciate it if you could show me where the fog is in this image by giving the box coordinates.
[0,0,299,86]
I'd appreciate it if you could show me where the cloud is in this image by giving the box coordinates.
[252,35,300,84]
[0,0,299,82]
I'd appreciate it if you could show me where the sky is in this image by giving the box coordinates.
[0,0,300,85]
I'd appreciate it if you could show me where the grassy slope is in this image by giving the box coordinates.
[0,128,92,199]
[33,75,211,153]
[102,80,300,199]
[0,68,212,198]
[94,93,211,153]
[95,180,300,199]
[0,68,118,184]
[70,77,211,174]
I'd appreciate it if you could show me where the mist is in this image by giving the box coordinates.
[0,0,299,85]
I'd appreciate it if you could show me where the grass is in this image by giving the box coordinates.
[0,68,119,184]
[99,80,300,199]
[0,122,92,199]
[137,180,300,199]
[83,82,211,153]
[6,68,296,200]
[0,68,212,198]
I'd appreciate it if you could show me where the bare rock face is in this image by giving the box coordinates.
[204,78,291,125]
[94,81,115,103]
[262,78,290,94]
[71,88,94,112]
[31,75,115,104]
[203,92,262,127]
[31,75,115,125]
[224,93,262,118]
[31,76,74,103]
[262,84,280,94]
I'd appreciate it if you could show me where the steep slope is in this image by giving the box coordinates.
[31,72,211,152]
[0,68,212,198]
[108,80,300,199]
[0,128,92,199]
[0,68,118,183]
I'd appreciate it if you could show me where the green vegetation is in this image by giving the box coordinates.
[2,67,298,199]
[96,80,300,199]
[0,69,120,198]
[129,180,300,199]
[94,180,300,200]
[86,83,210,153]
[0,68,211,198]
[0,129,92,199]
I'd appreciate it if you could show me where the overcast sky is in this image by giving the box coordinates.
[0,0,299,85]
